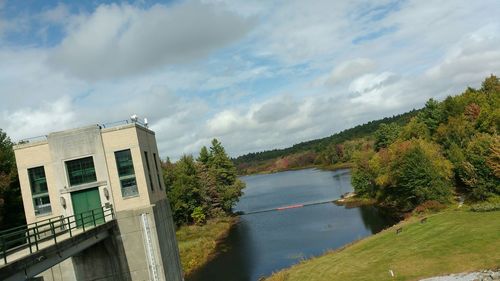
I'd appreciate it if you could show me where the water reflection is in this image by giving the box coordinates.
[187,169,395,281]
[357,205,397,233]
[190,220,254,281]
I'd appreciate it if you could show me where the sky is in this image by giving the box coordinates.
[0,0,499,160]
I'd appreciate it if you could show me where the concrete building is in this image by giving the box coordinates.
[13,121,183,281]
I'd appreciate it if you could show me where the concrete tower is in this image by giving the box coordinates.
[14,121,183,281]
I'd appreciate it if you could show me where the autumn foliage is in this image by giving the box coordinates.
[352,75,500,210]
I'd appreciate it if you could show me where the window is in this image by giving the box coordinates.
[66,156,97,186]
[153,153,163,190]
[115,149,138,197]
[28,166,52,215]
[144,151,154,191]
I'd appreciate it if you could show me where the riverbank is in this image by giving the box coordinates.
[175,216,238,277]
[334,194,377,208]
[238,162,352,176]
[266,208,500,281]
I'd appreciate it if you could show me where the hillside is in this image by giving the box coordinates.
[233,109,418,174]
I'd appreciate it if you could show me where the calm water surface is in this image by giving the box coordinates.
[187,168,396,281]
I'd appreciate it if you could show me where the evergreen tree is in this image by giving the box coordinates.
[197,146,211,165]
[167,155,203,225]
[207,139,244,212]
[162,139,245,225]
[374,123,401,151]
[162,157,175,191]
[418,98,444,134]
[209,139,237,186]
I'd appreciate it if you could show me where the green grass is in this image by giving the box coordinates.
[176,216,237,276]
[266,209,500,281]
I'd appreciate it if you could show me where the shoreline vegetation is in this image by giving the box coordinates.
[265,207,500,281]
[334,193,377,208]
[176,216,238,277]
[238,162,353,176]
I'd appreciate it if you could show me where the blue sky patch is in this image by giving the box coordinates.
[352,25,398,44]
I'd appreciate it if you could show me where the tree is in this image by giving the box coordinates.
[418,98,444,134]
[374,123,401,151]
[441,95,463,120]
[458,133,500,200]
[480,74,500,94]
[352,138,454,211]
[399,117,430,141]
[197,146,211,165]
[435,116,474,149]
[487,136,500,178]
[0,129,25,230]
[0,129,15,173]
[166,155,203,225]
[386,140,453,210]
[208,139,244,212]
[162,157,175,191]
[196,161,220,216]
[162,139,245,225]
[351,149,377,197]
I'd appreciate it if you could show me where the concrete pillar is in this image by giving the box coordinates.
[110,199,183,281]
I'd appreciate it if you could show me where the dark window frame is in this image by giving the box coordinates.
[115,149,139,197]
[28,166,52,216]
[144,151,154,191]
[153,153,163,190]
[65,156,97,186]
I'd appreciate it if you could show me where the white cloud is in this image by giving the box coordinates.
[326,58,377,86]
[49,2,254,80]
[252,97,298,124]
[207,110,245,136]
[0,48,85,109]
[255,0,354,63]
[426,24,500,84]
[3,97,75,140]
[348,72,397,94]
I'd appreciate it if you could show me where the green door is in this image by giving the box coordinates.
[71,187,104,228]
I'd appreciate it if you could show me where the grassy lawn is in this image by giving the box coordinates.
[176,216,237,276]
[267,209,500,281]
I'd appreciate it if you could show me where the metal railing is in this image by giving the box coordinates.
[0,205,114,265]
[16,135,48,145]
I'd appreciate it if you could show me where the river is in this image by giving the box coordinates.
[187,168,396,281]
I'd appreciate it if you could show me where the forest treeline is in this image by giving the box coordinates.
[234,110,418,174]
[162,139,245,225]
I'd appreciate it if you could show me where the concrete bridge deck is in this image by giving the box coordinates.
[0,220,116,281]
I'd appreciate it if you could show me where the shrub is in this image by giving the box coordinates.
[470,196,500,212]
[413,200,447,214]
[470,202,500,212]
[191,207,206,225]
